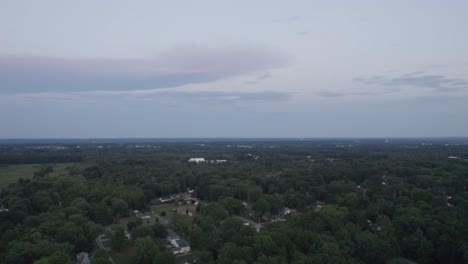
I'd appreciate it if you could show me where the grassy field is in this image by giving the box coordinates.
[0,162,82,187]
[150,202,198,222]
[117,202,198,227]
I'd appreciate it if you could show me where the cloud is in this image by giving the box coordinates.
[0,46,288,94]
[0,89,292,105]
[93,90,292,103]
[354,72,467,92]
[272,16,299,23]
[244,72,271,85]
[314,89,393,98]
[112,90,292,103]
[315,91,347,97]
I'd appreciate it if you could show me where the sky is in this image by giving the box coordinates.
[1,0,467,138]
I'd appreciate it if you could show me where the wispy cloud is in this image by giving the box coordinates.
[244,72,271,85]
[354,72,467,92]
[152,90,291,102]
[0,89,292,104]
[0,46,288,94]
[314,90,383,98]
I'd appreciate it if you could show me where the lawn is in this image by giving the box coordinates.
[150,202,198,223]
[0,162,83,187]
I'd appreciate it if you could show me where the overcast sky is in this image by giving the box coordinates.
[1,0,467,138]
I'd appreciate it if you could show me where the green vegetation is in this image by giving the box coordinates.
[0,162,82,186]
[0,164,40,186]
[0,140,467,263]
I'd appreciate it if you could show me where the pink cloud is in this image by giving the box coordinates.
[0,46,288,93]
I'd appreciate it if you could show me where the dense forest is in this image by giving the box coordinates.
[0,139,467,264]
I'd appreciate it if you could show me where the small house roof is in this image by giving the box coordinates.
[176,239,189,247]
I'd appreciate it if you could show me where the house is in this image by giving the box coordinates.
[174,239,190,254]
[134,210,151,219]
[124,230,132,240]
[188,158,205,164]
[0,204,8,212]
[167,229,180,246]
[166,229,191,254]
[159,197,173,203]
[315,201,326,212]
[76,252,91,264]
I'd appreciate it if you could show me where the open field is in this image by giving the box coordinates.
[0,164,41,186]
[117,202,198,227]
[0,162,83,187]
[150,202,198,219]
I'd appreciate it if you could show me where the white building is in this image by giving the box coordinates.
[188,158,205,164]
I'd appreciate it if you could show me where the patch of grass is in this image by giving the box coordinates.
[150,202,198,218]
[0,164,41,186]
[0,162,82,187]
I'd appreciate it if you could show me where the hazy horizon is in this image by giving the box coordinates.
[2,1,468,138]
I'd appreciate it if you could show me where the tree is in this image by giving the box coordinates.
[94,202,113,225]
[110,198,128,217]
[92,250,111,264]
[220,217,244,241]
[33,251,73,264]
[252,198,271,218]
[201,202,228,221]
[133,225,153,239]
[110,225,127,252]
[169,214,191,237]
[153,247,175,264]
[254,234,281,258]
[221,197,245,216]
[127,217,143,231]
[218,242,254,264]
[152,223,167,239]
[133,237,157,264]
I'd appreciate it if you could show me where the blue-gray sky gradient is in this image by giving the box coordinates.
[1,0,467,138]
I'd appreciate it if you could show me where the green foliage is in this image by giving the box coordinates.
[153,247,175,264]
[133,237,157,264]
[200,202,229,221]
[252,198,271,218]
[109,225,127,252]
[32,251,72,264]
[151,223,167,239]
[221,197,245,215]
[169,214,191,237]
[1,141,468,263]
[127,217,143,231]
[133,225,153,239]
